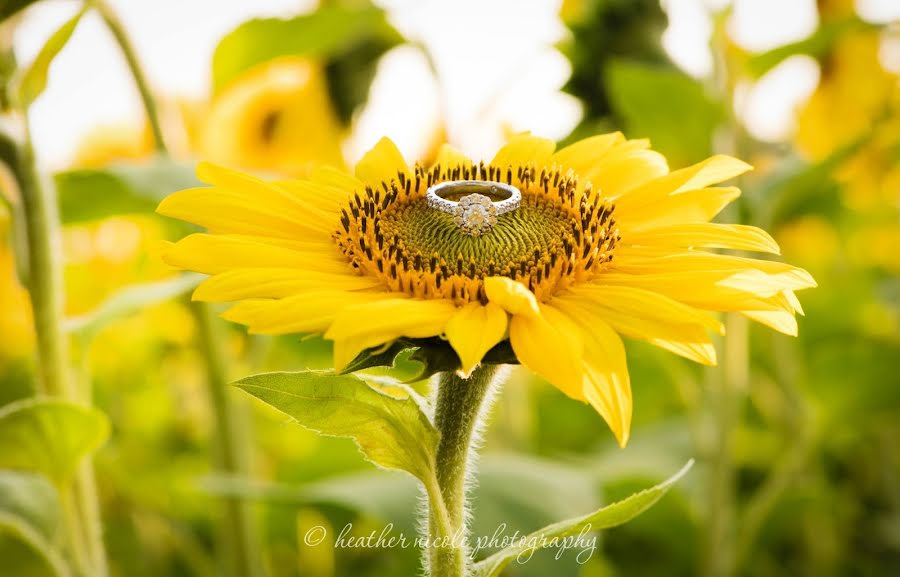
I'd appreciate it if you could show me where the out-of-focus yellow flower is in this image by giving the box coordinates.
[848,223,900,273]
[775,215,841,271]
[72,123,155,168]
[796,24,900,208]
[157,132,816,446]
[62,216,173,315]
[0,210,34,362]
[559,0,589,24]
[201,57,345,177]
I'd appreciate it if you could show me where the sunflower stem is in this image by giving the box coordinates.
[94,0,166,154]
[15,114,109,576]
[427,365,500,577]
[96,6,263,576]
[190,302,264,577]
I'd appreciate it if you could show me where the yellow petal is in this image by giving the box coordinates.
[274,179,347,214]
[195,162,336,224]
[433,143,473,169]
[325,298,457,370]
[743,308,798,336]
[157,185,332,239]
[598,259,813,330]
[554,302,632,447]
[614,155,752,210]
[310,165,365,192]
[162,234,350,275]
[783,289,804,316]
[584,143,668,199]
[556,289,718,366]
[355,137,408,185]
[550,132,625,174]
[625,223,780,254]
[565,284,724,334]
[491,133,555,169]
[509,304,584,400]
[445,302,508,376]
[618,187,741,230]
[222,291,392,335]
[193,268,382,301]
[607,253,816,298]
[484,276,540,317]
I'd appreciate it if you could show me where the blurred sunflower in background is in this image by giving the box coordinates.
[61,56,350,314]
[157,132,815,446]
[0,206,34,363]
[795,0,900,209]
[201,57,346,176]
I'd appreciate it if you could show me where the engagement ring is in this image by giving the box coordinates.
[425,180,521,236]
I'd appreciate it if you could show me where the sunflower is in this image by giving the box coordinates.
[201,57,346,177]
[0,210,34,362]
[795,9,900,208]
[157,133,815,446]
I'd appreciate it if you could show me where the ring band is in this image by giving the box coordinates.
[426,180,521,236]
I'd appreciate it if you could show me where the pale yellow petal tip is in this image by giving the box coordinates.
[194,160,235,185]
[152,240,177,266]
[330,341,354,373]
[155,192,179,217]
[708,154,754,174]
[614,426,630,449]
[191,277,225,302]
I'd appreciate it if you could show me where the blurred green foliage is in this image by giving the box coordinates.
[212,2,401,124]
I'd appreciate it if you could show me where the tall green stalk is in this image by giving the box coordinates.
[94,3,263,575]
[190,303,264,577]
[15,117,109,577]
[703,11,748,577]
[704,314,747,577]
[93,0,166,154]
[428,365,500,577]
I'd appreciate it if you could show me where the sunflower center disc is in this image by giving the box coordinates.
[334,162,621,303]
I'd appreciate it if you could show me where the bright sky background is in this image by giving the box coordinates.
[12,0,900,170]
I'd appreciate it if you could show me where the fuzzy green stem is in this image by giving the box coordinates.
[703,13,748,577]
[58,484,91,577]
[428,365,500,577]
[16,131,69,398]
[16,120,109,576]
[94,0,166,153]
[704,313,747,577]
[95,3,263,573]
[190,303,263,577]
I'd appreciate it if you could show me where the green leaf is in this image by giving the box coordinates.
[0,514,69,577]
[471,459,694,577]
[0,398,110,483]
[342,338,519,382]
[750,137,864,228]
[18,7,87,107]
[202,470,422,537]
[233,371,439,483]
[745,17,875,79]
[64,273,203,336]
[0,471,61,543]
[202,453,600,554]
[339,340,417,376]
[54,157,200,224]
[605,59,723,166]
[212,3,402,93]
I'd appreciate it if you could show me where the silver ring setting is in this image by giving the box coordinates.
[425,180,521,236]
